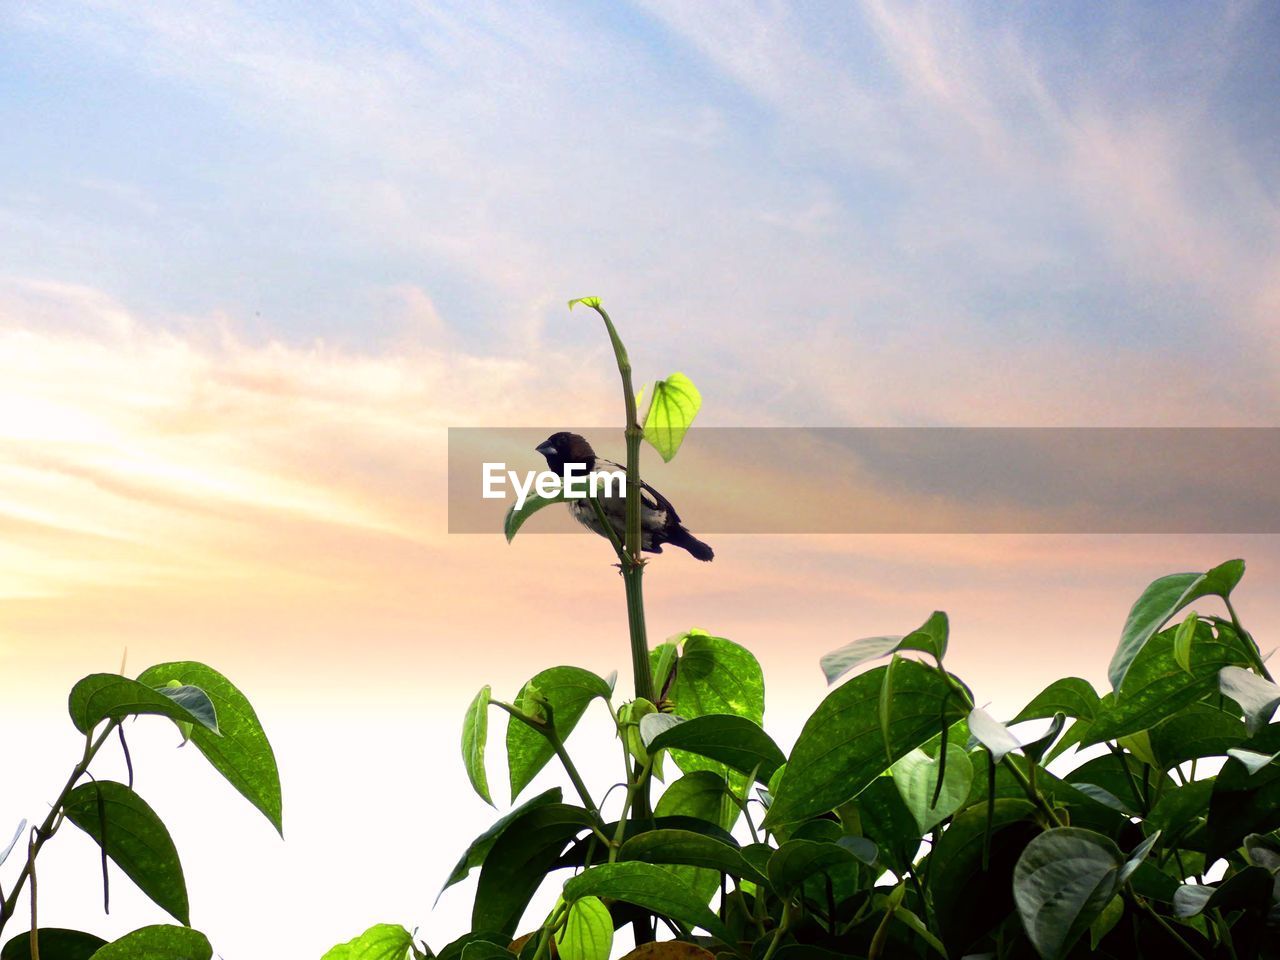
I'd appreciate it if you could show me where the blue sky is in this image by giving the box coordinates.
[3,1,1278,425]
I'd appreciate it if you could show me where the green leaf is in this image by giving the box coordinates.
[1108,559,1245,690]
[555,896,612,960]
[658,631,765,793]
[646,714,784,783]
[852,777,922,877]
[642,373,701,463]
[1173,866,1274,918]
[1013,827,1124,960]
[320,923,416,960]
[1,929,107,960]
[653,771,738,903]
[88,926,211,960]
[1011,677,1099,724]
[567,296,601,311]
[459,944,512,960]
[507,667,611,801]
[619,829,768,887]
[473,803,594,938]
[1207,724,1280,862]
[438,788,561,899]
[63,781,188,924]
[1173,612,1198,675]
[766,839,859,896]
[891,743,973,833]
[463,685,493,806]
[563,862,733,944]
[766,660,966,827]
[137,663,282,834]
[1020,713,1067,765]
[1218,666,1280,736]
[504,491,566,543]
[1083,619,1250,744]
[68,674,218,736]
[1090,895,1124,950]
[928,800,1038,956]
[1148,703,1246,769]
[819,612,949,685]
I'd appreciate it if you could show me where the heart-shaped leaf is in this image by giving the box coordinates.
[891,743,973,833]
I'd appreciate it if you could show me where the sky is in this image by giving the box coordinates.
[1,1,1278,956]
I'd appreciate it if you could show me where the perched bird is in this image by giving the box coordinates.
[535,432,714,561]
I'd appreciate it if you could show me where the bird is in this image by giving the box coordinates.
[534,432,714,561]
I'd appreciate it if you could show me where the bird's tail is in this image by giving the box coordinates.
[670,526,714,561]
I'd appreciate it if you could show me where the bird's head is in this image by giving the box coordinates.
[536,432,596,474]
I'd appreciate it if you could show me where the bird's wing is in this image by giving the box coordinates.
[595,458,682,524]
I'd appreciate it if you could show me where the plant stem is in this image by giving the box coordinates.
[587,302,654,705]
[608,756,653,862]
[0,721,118,934]
[760,901,793,960]
[488,700,603,825]
[1224,596,1272,682]
[1000,756,1066,828]
[1138,899,1205,960]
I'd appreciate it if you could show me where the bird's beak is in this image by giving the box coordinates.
[536,441,557,457]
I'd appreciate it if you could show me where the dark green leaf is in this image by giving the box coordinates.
[463,686,493,806]
[1083,620,1249,744]
[642,373,701,462]
[1173,866,1274,918]
[929,800,1038,957]
[459,944,513,960]
[1013,827,1124,960]
[619,829,767,886]
[88,926,211,960]
[137,662,282,834]
[1,930,106,960]
[68,674,217,736]
[507,667,611,801]
[1011,677,1099,724]
[473,803,594,938]
[766,839,859,896]
[1148,703,1246,769]
[63,781,188,924]
[1227,746,1280,774]
[504,491,566,543]
[852,777,921,876]
[1090,895,1124,950]
[1021,713,1067,765]
[647,715,784,783]
[439,788,562,898]
[766,660,966,827]
[1108,559,1244,690]
[819,612,948,685]
[563,862,732,944]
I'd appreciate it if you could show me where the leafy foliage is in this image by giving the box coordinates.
[324,298,1279,960]
[0,663,280,956]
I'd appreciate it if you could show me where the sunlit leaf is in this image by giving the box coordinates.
[642,373,701,462]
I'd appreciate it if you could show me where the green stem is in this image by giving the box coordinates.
[0,721,119,934]
[1224,597,1272,682]
[587,302,654,705]
[490,700,602,825]
[1001,756,1066,828]
[608,756,653,862]
[761,901,793,960]
[1138,899,1205,960]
